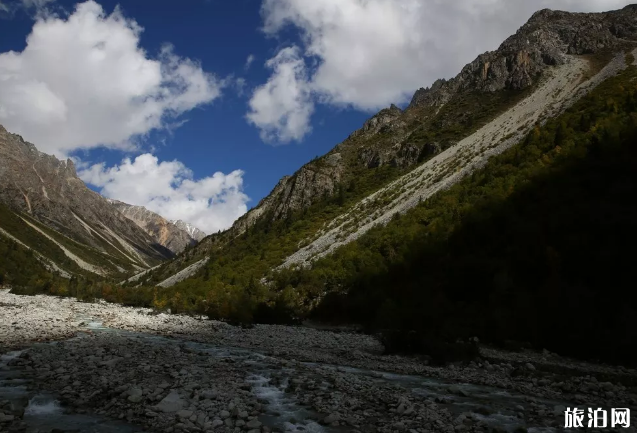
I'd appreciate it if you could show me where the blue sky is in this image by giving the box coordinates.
[0,0,631,233]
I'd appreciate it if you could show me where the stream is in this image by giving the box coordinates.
[0,318,573,432]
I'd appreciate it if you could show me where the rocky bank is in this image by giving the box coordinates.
[1,289,636,433]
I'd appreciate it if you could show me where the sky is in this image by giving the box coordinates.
[0,0,633,234]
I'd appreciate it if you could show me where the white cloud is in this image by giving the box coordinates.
[79,154,249,234]
[251,0,634,142]
[245,54,255,70]
[0,1,222,156]
[246,46,313,143]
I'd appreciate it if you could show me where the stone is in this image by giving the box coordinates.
[155,391,186,413]
[323,413,340,424]
[177,409,193,418]
[127,387,143,403]
[246,419,262,429]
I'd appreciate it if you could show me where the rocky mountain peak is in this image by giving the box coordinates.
[106,199,204,253]
[170,220,206,242]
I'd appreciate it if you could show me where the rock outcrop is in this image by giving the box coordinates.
[107,199,204,254]
[409,6,637,109]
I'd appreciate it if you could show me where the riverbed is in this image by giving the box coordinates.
[1,289,635,433]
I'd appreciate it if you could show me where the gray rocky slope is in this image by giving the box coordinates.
[141,5,637,285]
[171,219,207,242]
[107,198,204,254]
[0,126,173,275]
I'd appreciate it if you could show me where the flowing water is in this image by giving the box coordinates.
[1,318,573,432]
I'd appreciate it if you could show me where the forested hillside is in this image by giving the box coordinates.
[280,60,637,364]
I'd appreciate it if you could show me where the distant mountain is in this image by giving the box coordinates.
[0,125,173,278]
[170,220,206,242]
[106,199,204,253]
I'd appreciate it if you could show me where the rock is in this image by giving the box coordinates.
[201,390,217,399]
[0,413,15,422]
[155,391,185,413]
[177,409,193,418]
[525,363,536,371]
[246,418,262,429]
[211,419,223,427]
[219,410,230,419]
[127,387,143,403]
[323,413,340,424]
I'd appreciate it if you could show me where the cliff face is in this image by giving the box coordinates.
[107,199,204,254]
[0,125,173,274]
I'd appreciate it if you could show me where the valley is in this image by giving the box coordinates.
[1,3,637,433]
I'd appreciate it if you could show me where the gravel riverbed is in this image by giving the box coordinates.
[1,289,636,433]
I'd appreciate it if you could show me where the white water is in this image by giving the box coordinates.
[24,395,63,416]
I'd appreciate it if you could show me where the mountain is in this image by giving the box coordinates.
[220,5,637,239]
[0,125,173,278]
[135,4,637,288]
[7,5,637,363]
[170,220,206,242]
[106,199,203,254]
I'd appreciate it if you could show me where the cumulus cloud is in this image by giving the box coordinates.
[249,0,634,143]
[0,1,222,156]
[246,46,313,143]
[79,154,249,234]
